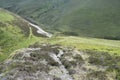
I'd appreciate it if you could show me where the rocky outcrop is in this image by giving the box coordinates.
[0,44,118,80]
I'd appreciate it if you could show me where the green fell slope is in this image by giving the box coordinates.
[1,9,120,60]
[0,0,120,39]
[0,8,33,61]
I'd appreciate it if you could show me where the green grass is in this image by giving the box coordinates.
[38,36,120,55]
[0,9,28,61]
[0,8,44,62]
[22,35,120,56]
[0,9,14,22]
[1,28,120,62]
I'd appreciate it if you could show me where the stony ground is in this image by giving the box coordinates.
[0,44,118,80]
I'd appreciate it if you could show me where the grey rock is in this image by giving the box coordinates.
[0,44,117,80]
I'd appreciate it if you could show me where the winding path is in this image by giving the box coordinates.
[28,23,52,38]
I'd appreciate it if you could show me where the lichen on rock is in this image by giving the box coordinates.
[0,44,118,80]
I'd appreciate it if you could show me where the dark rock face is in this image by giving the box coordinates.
[0,44,117,80]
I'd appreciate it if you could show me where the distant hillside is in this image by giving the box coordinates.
[0,0,120,39]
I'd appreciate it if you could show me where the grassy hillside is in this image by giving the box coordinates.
[0,0,120,39]
[31,35,120,56]
[0,9,120,76]
[0,2,120,79]
[0,8,53,62]
[0,8,35,61]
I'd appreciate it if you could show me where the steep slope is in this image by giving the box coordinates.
[0,8,28,61]
[0,44,119,80]
[0,8,51,61]
[0,0,120,39]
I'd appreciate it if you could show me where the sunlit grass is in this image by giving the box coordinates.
[1,33,120,62]
[0,9,14,22]
[39,36,120,55]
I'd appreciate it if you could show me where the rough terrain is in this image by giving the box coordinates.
[0,44,118,80]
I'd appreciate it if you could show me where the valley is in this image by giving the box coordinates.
[0,0,120,80]
[0,0,120,39]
